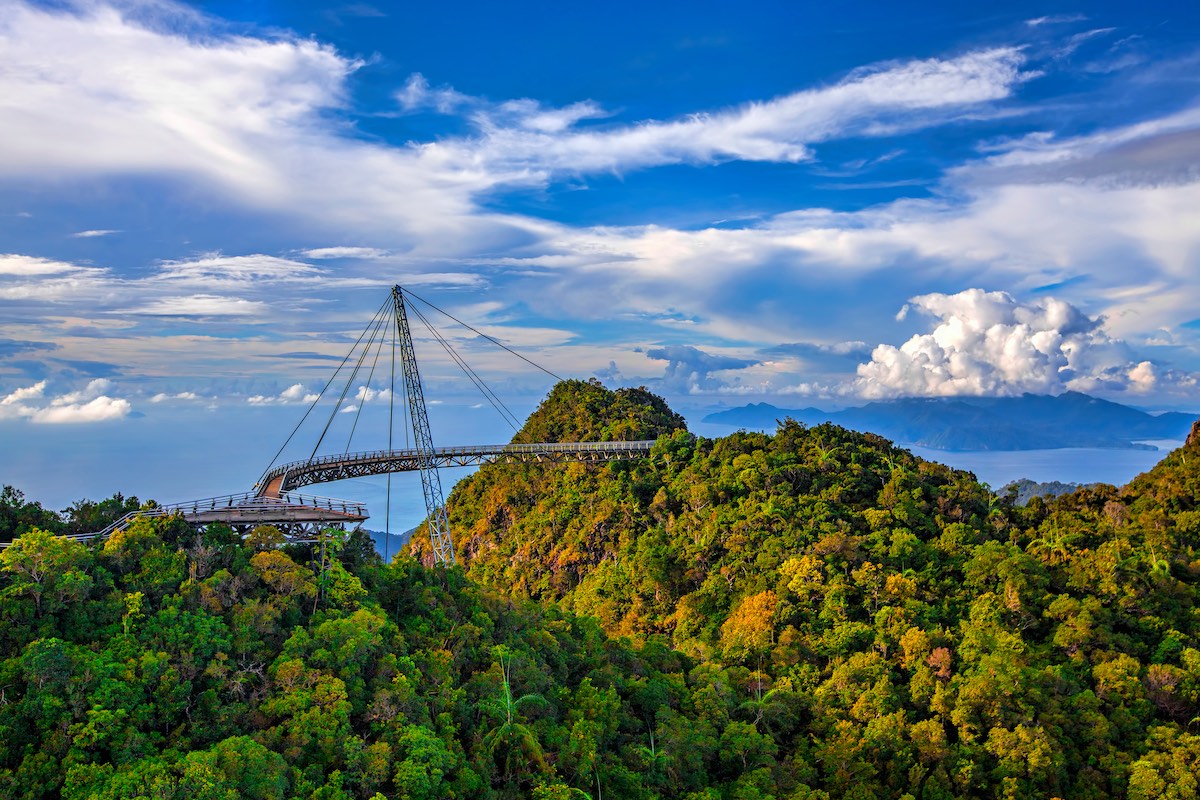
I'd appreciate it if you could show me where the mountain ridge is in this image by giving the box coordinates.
[702,391,1196,451]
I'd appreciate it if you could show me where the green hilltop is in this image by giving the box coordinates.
[2,380,1199,799]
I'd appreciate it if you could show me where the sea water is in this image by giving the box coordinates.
[689,420,1182,491]
[902,443,1182,490]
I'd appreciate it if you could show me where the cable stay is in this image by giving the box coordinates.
[81,285,653,554]
[402,288,564,383]
[406,301,522,432]
[256,284,588,568]
[258,296,392,487]
[390,285,454,565]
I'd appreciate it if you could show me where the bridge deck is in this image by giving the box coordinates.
[258,439,657,496]
[0,491,368,549]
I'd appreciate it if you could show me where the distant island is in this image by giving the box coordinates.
[702,391,1196,451]
[1000,478,1098,505]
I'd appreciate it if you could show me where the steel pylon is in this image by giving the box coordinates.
[392,286,456,566]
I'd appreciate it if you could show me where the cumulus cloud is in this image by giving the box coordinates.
[855,289,1198,398]
[32,395,131,423]
[355,385,392,403]
[0,378,132,423]
[248,383,319,405]
[514,157,1200,351]
[644,345,758,393]
[149,391,200,403]
[1,0,1197,409]
[1,381,47,406]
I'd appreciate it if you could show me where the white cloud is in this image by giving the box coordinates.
[53,378,113,405]
[0,0,1196,409]
[0,253,114,304]
[394,272,487,288]
[0,253,88,276]
[128,295,270,316]
[153,253,325,286]
[149,391,200,402]
[1025,14,1087,27]
[32,395,131,423]
[429,47,1032,176]
[0,380,46,405]
[301,246,389,260]
[70,229,120,238]
[505,150,1200,353]
[248,383,319,405]
[964,105,1200,186]
[0,378,131,423]
[396,73,471,114]
[0,1,1034,246]
[854,289,1199,399]
[355,385,391,403]
[281,384,318,402]
[0,1,355,194]
[1126,361,1157,393]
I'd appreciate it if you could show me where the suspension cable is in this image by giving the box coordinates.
[309,305,391,461]
[407,302,520,428]
[408,302,521,431]
[259,295,391,480]
[402,288,564,382]
[409,302,519,429]
[344,311,389,454]
[385,304,396,563]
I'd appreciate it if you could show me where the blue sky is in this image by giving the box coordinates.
[2,0,1199,513]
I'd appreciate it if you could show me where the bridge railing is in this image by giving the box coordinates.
[299,440,650,466]
[261,439,658,481]
[1,491,369,549]
[161,491,366,518]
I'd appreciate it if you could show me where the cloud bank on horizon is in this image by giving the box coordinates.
[1,0,1199,429]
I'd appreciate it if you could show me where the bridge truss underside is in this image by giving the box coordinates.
[259,440,657,497]
[1,493,371,550]
[181,506,366,539]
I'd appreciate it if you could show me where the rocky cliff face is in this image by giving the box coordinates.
[1187,418,1200,448]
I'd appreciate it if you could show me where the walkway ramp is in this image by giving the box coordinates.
[258,439,657,497]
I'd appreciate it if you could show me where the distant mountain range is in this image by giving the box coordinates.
[1000,478,1098,506]
[365,527,416,557]
[701,392,1197,451]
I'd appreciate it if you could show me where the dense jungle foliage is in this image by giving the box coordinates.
[1,378,1198,799]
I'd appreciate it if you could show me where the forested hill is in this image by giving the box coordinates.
[511,379,687,444]
[1,382,1198,799]
[412,380,1200,798]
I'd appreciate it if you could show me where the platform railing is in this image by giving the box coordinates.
[0,491,367,548]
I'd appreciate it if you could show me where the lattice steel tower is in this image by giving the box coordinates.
[392,285,456,566]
